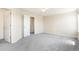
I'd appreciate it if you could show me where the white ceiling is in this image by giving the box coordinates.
[22,8,76,16]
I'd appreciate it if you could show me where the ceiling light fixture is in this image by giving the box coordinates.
[41,8,48,12]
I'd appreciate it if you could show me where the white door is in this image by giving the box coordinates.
[24,15,30,37]
[4,11,11,42]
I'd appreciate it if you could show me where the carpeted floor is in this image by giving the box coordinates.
[0,33,78,51]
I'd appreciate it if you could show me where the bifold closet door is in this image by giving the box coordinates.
[4,11,11,42]
[24,15,30,37]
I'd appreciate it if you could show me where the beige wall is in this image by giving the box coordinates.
[43,11,77,38]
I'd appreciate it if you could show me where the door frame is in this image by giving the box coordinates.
[23,15,36,38]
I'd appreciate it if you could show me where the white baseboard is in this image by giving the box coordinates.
[44,32,77,39]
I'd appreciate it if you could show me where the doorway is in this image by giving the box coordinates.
[30,17,35,35]
[23,15,35,37]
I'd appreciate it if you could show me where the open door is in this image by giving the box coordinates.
[4,11,11,42]
[24,15,30,37]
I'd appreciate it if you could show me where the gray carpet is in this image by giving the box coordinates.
[0,33,79,51]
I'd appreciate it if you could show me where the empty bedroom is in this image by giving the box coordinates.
[0,8,79,51]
